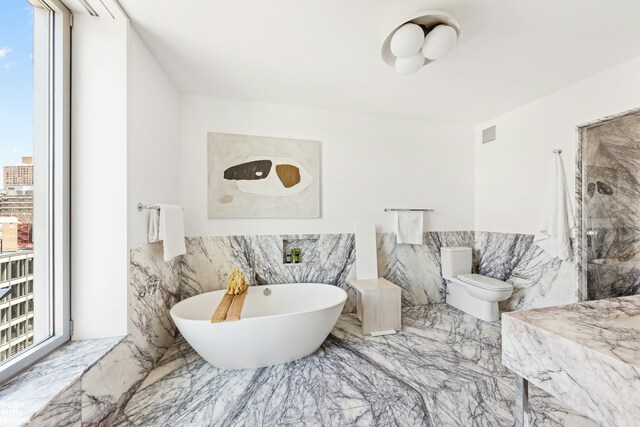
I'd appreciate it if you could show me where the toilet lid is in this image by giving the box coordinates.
[457,274,512,291]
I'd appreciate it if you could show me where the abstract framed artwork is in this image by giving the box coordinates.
[207,132,321,218]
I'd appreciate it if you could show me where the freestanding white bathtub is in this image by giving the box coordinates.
[170,283,347,369]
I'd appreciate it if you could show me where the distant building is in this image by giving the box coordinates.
[5,186,33,196]
[0,251,34,361]
[3,156,34,191]
[0,195,33,222]
[0,217,19,252]
[1,157,34,248]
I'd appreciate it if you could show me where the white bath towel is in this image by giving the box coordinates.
[149,204,186,262]
[395,211,424,245]
[534,154,574,261]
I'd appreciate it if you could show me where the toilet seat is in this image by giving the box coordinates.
[457,274,512,291]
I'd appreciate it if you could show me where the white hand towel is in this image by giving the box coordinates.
[148,209,160,243]
[395,211,424,245]
[534,154,574,261]
[158,204,186,262]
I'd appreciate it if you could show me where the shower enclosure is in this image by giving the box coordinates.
[577,109,640,300]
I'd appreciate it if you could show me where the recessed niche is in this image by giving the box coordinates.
[282,238,319,265]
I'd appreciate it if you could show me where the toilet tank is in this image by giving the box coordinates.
[441,247,472,278]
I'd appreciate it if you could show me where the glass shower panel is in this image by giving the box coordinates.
[582,112,640,300]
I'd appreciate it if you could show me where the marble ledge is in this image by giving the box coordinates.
[502,295,640,427]
[0,335,123,427]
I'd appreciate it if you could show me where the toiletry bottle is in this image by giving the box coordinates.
[292,248,301,263]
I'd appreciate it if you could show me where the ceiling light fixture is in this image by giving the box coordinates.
[381,10,461,75]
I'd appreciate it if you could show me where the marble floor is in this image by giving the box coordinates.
[115,305,598,427]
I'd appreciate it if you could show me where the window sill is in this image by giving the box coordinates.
[0,336,123,426]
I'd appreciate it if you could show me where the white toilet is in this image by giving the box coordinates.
[440,247,513,321]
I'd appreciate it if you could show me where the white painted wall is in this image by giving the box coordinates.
[179,95,475,237]
[71,14,128,339]
[475,56,640,234]
[127,28,180,249]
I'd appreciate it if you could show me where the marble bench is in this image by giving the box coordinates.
[347,277,401,336]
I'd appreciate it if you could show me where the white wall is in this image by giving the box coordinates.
[127,28,180,249]
[475,55,640,234]
[71,14,128,339]
[179,95,475,237]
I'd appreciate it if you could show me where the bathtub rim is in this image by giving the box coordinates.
[170,283,348,324]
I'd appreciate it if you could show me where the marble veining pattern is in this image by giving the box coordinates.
[377,231,475,307]
[580,112,640,300]
[0,336,122,427]
[503,295,640,427]
[19,229,580,425]
[182,231,577,314]
[128,242,182,368]
[28,380,82,427]
[474,231,577,311]
[377,230,576,311]
[181,234,358,312]
[115,304,594,427]
[31,242,183,425]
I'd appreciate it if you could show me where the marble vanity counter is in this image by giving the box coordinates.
[502,295,640,427]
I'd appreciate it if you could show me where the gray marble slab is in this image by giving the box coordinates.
[377,230,576,311]
[29,380,81,427]
[181,234,358,312]
[503,295,640,427]
[0,336,121,427]
[180,231,577,317]
[475,231,577,311]
[377,231,475,307]
[115,304,593,427]
[578,112,640,300]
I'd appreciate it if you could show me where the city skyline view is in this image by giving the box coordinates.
[0,0,36,365]
[0,0,34,189]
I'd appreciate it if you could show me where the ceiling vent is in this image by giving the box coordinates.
[481,125,496,144]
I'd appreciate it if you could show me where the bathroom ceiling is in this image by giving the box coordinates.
[118,0,640,123]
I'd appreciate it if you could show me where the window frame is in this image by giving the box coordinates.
[0,0,71,384]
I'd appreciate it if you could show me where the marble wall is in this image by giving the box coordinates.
[378,231,576,311]
[581,112,640,300]
[181,234,359,312]
[32,243,182,425]
[180,231,577,313]
[474,232,576,311]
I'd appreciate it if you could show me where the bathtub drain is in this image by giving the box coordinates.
[263,288,271,296]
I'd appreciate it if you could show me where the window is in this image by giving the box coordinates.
[0,262,8,281]
[10,262,18,280]
[0,0,70,383]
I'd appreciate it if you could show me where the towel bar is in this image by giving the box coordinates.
[137,202,184,212]
[137,203,160,211]
[384,208,434,212]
